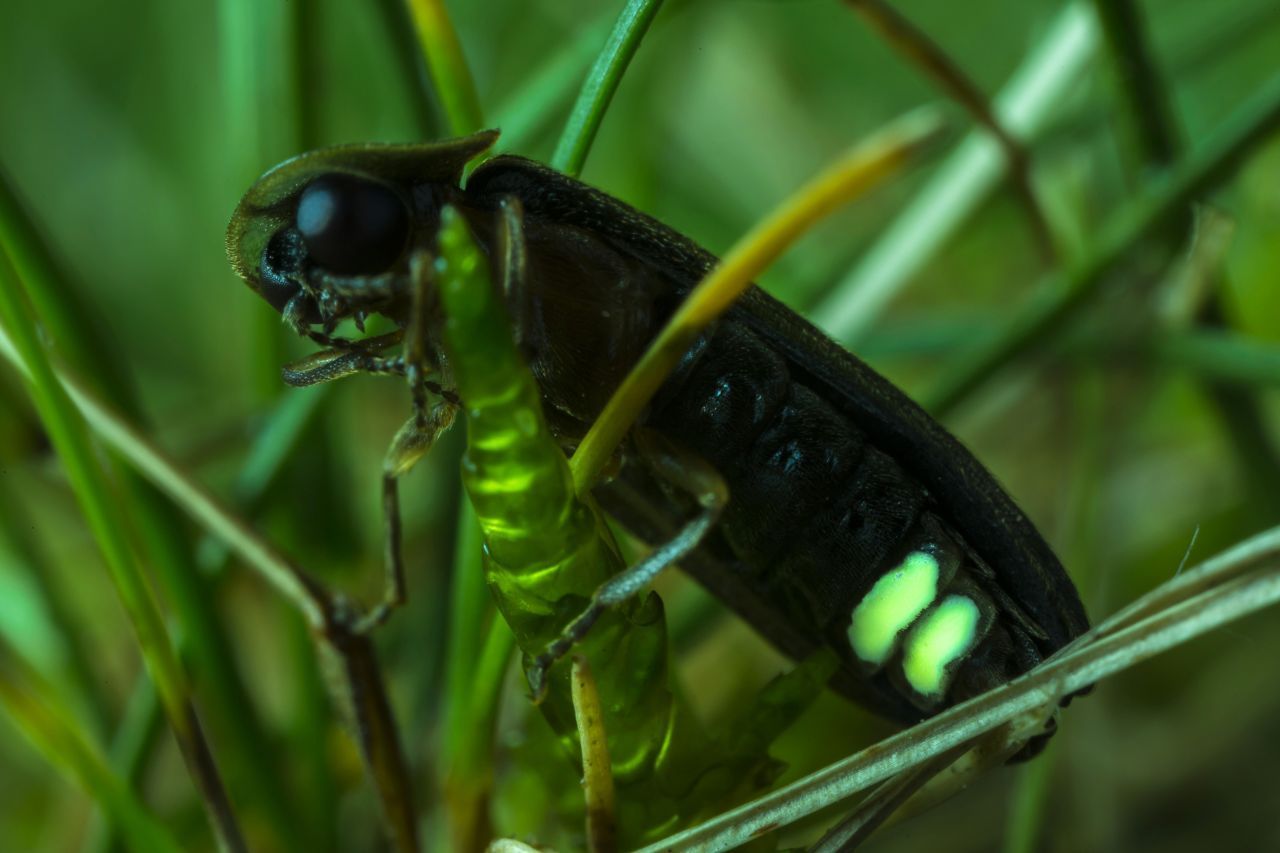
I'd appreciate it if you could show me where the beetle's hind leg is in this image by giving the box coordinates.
[527,429,728,699]
[356,250,457,632]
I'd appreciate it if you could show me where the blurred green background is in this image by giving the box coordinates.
[1,0,1279,850]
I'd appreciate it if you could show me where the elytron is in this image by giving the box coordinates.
[227,129,1089,750]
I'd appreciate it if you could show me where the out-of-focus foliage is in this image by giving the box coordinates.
[0,0,1278,850]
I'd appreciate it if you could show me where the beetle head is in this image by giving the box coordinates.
[226,130,499,338]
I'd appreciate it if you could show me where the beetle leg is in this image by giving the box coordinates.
[401,250,438,422]
[280,349,461,406]
[281,350,404,385]
[353,401,456,633]
[277,328,462,401]
[527,428,728,700]
[355,250,458,633]
[495,196,529,349]
[321,269,400,303]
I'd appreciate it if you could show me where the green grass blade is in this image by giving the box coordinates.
[1134,330,1280,386]
[468,613,516,744]
[491,13,614,156]
[640,525,1280,851]
[571,657,618,852]
[218,0,262,169]
[283,611,339,853]
[1091,0,1182,165]
[1091,0,1280,522]
[0,487,114,736]
[0,324,330,626]
[0,252,245,849]
[373,0,444,138]
[0,172,134,403]
[571,109,946,493]
[843,0,1058,262]
[80,677,165,853]
[439,499,494,849]
[0,163,302,849]
[1002,744,1057,853]
[0,291,416,848]
[0,638,182,853]
[925,71,1280,417]
[812,2,1098,343]
[218,0,309,396]
[196,386,329,570]
[550,0,665,176]
[405,0,485,135]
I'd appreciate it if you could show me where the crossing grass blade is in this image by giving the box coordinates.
[570,107,948,494]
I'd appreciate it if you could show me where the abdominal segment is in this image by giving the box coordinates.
[648,318,1043,716]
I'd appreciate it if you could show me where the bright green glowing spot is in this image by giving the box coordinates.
[902,595,981,697]
[847,551,939,665]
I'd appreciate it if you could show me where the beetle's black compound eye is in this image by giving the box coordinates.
[259,227,306,313]
[296,173,410,275]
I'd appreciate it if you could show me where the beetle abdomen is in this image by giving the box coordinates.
[648,319,1044,714]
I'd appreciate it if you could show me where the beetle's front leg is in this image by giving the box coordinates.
[356,250,458,633]
[353,401,455,633]
[495,196,529,349]
[281,345,405,387]
[396,251,432,418]
[527,428,729,700]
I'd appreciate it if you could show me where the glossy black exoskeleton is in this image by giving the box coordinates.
[227,130,1089,752]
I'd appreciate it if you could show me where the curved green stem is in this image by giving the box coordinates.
[551,0,665,176]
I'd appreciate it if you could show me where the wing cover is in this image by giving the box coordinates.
[467,155,1089,659]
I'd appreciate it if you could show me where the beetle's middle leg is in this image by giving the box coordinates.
[527,428,728,699]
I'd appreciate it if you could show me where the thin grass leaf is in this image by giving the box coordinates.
[0,161,307,850]
[808,739,975,852]
[288,0,321,148]
[0,638,183,853]
[282,612,339,853]
[0,286,420,852]
[639,524,1280,851]
[1093,0,1280,516]
[926,71,1280,417]
[570,107,948,493]
[572,656,618,853]
[550,0,665,177]
[439,500,495,850]
[0,172,134,403]
[0,488,113,735]
[405,0,485,135]
[81,677,164,853]
[196,386,329,569]
[843,0,1058,262]
[1091,0,1182,165]
[437,609,515,849]
[437,605,516,846]
[220,0,313,396]
[468,614,516,740]
[218,0,263,170]
[490,13,614,156]
[812,2,1098,343]
[0,351,331,624]
[1129,330,1280,387]
[372,0,444,137]
[0,253,245,850]
[1001,745,1057,853]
